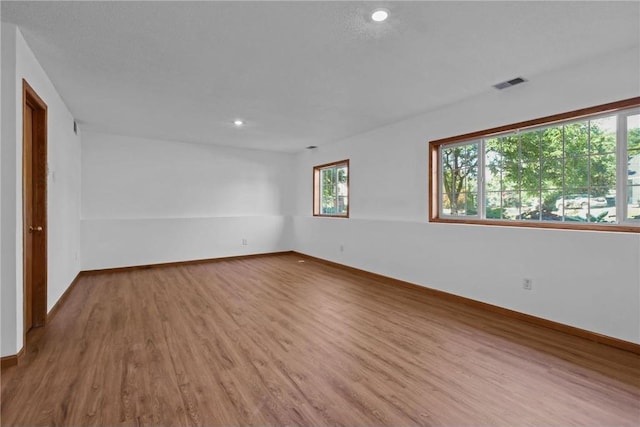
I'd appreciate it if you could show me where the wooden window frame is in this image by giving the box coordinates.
[313,159,350,218]
[429,97,640,233]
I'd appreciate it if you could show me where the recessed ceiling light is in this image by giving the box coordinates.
[233,119,244,126]
[371,8,389,22]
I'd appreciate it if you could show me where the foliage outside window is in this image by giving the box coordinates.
[313,160,349,217]
[430,98,640,232]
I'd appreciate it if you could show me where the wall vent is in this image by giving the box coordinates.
[493,77,526,90]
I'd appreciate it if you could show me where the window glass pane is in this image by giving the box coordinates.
[502,191,520,219]
[441,178,450,210]
[519,190,541,221]
[486,159,513,191]
[441,143,478,216]
[564,121,590,156]
[563,156,589,188]
[521,190,541,211]
[589,154,616,189]
[485,170,502,192]
[590,115,617,155]
[628,114,640,220]
[502,135,519,159]
[542,189,563,218]
[485,139,503,192]
[628,114,640,151]
[485,136,517,192]
[627,186,640,220]
[464,171,478,193]
[541,125,564,158]
[448,192,473,216]
[500,163,520,191]
[586,188,613,223]
[491,135,521,191]
[485,137,502,155]
[518,210,540,221]
[628,149,640,206]
[336,165,348,215]
[454,193,468,216]
[560,189,590,222]
[520,162,541,191]
[541,158,563,187]
[465,193,478,216]
[320,167,337,214]
[337,196,348,215]
[485,192,504,219]
[520,130,541,163]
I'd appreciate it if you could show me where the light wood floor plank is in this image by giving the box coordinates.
[1,253,639,426]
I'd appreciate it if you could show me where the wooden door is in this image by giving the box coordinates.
[24,103,34,331]
[23,80,47,333]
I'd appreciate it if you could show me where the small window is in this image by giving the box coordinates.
[429,98,640,232]
[314,160,349,217]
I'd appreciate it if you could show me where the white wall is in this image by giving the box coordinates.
[0,20,16,358]
[292,46,640,344]
[1,24,81,357]
[81,132,294,270]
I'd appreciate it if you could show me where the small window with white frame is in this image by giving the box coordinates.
[313,160,349,217]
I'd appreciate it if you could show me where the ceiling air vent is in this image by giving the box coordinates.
[493,77,526,90]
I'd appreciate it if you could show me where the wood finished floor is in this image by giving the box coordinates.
[1,253,639,426]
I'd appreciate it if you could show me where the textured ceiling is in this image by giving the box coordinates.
[2,1,639,152]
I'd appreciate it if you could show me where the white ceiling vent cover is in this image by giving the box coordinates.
[493,77,527,90]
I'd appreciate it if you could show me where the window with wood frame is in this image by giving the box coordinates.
[313,160,349,217]
[429,98,640,232]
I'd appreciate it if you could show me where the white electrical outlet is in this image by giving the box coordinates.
[523,278,532,290]
[339,244,344,252]
[241,238,248,246]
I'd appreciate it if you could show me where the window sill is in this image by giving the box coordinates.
[430,216,640,233]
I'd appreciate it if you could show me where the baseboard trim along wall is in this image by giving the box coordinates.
[2,272,84,371]
[292,252,640,355]
[1,348,24,371]
[47,273,83,323]
[81,251,295,275]
[2,250,637,369]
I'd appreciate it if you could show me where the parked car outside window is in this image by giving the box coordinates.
[555,194,608,210]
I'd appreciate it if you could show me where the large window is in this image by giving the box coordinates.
[429,98,640,232]
[313,160,349,217]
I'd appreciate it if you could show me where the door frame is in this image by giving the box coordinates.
[22,79,48,337]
